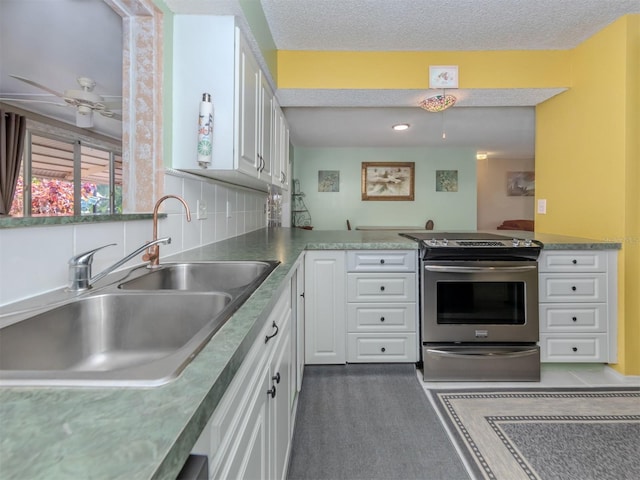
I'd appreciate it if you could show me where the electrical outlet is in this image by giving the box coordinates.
[537,199,547,214]
[196,200,207,220]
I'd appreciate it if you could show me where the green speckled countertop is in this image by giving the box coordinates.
[0,228,620,480]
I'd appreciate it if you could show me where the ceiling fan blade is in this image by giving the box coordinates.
[9,74,64,98]
[98,110,122,121]
[0,98,67,107]
[102,101,122,110]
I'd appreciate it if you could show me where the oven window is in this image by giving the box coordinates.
[436,281,526,325]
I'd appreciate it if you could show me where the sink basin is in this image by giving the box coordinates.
[118,261,280,292]
[0,260,280,387]
[0,292,233,387]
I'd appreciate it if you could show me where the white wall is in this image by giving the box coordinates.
[477,157,535,230]
[293,146,478,230]
[0,171,267,307]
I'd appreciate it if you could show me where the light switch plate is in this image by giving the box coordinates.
[537,199,547,214]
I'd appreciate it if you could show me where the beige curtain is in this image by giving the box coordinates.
[0,110,27,215]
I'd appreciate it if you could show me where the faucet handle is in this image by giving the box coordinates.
[68,243,116,292]
[68,243,116,266]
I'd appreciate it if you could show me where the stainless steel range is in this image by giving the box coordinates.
[399,232,543,381]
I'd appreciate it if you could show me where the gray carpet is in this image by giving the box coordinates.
[287,364,470,480]
[429,388,640,480]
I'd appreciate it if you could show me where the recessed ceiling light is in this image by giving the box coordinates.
[476,153,488,160]
[392,124,410,131]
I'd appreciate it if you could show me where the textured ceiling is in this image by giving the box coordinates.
[261,0,640,51]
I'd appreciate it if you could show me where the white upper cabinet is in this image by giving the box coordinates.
[272,99,290,191]
[171,15,285,191]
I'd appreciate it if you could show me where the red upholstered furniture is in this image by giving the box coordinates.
[497,219,534,231]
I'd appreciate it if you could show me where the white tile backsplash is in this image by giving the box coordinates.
[0,226,74,305]
[0,171,268,307]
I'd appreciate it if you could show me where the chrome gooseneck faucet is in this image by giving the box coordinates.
[143,195,192,268]
[67,237,171,291]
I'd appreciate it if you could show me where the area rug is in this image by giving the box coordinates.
[428,388,640,480]
[288,364,470,479]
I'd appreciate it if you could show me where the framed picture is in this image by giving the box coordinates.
[436,170,458,192]
[429,65,459,89]
[318,170,340,192]
[361,162,415,201]
[507,171,535,196]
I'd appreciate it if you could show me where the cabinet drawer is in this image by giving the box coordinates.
[539,273,607,302]
[347,250,416,272]
[539,251,607,273]
[539,334,608,362]
[347,273,416,302]
[347,303,417,333]
[347,333,418,362]
[539,304,607,332]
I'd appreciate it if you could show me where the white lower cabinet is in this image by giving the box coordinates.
[538,249,618,363]
[346,251,418,363]
[304,250,418,365]
[304,251,346,364]
[191,277,295,480]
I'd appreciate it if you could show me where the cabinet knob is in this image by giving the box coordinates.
[571,286,577,291]
[572,347,578,352]
[381,347,386,353]
[572,316,577,322]
[380,286,385,292]
[272,372,281,384]
[267,386,276,398]
[380,317,385,322]
[380,259,385,264]
[572,259,577,264]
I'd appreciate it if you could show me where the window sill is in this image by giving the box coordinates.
[0,213,164,229]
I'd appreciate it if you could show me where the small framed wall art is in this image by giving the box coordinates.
[318,170,340,192]
[436,170,458,192]
[361,162,415,201]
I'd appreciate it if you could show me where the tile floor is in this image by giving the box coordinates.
[420,363,640,390]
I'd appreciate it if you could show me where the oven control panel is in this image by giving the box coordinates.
[424,238,535,248]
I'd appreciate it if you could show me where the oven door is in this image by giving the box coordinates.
[422,260,539,343]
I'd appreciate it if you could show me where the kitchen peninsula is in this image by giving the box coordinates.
[0,228,620,479]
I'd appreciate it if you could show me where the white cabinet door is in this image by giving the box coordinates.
[235,29,260,177]
[269,316,292,480]
[294,256,305,393]
[272,103,290,190]
[258,72,273,182]
[305,251,346,364]
[218,366,269,480]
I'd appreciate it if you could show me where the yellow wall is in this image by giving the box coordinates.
[624,16,640,376]
[536,16,639,374]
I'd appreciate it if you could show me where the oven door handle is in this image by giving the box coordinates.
[424,265,537,273]
[425,347,539,359]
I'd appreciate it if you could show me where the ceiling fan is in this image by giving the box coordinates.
[0,74,122,128]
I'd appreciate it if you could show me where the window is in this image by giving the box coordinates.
[9,131,122,217]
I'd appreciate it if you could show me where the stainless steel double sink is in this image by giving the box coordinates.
[0,261,279,387]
